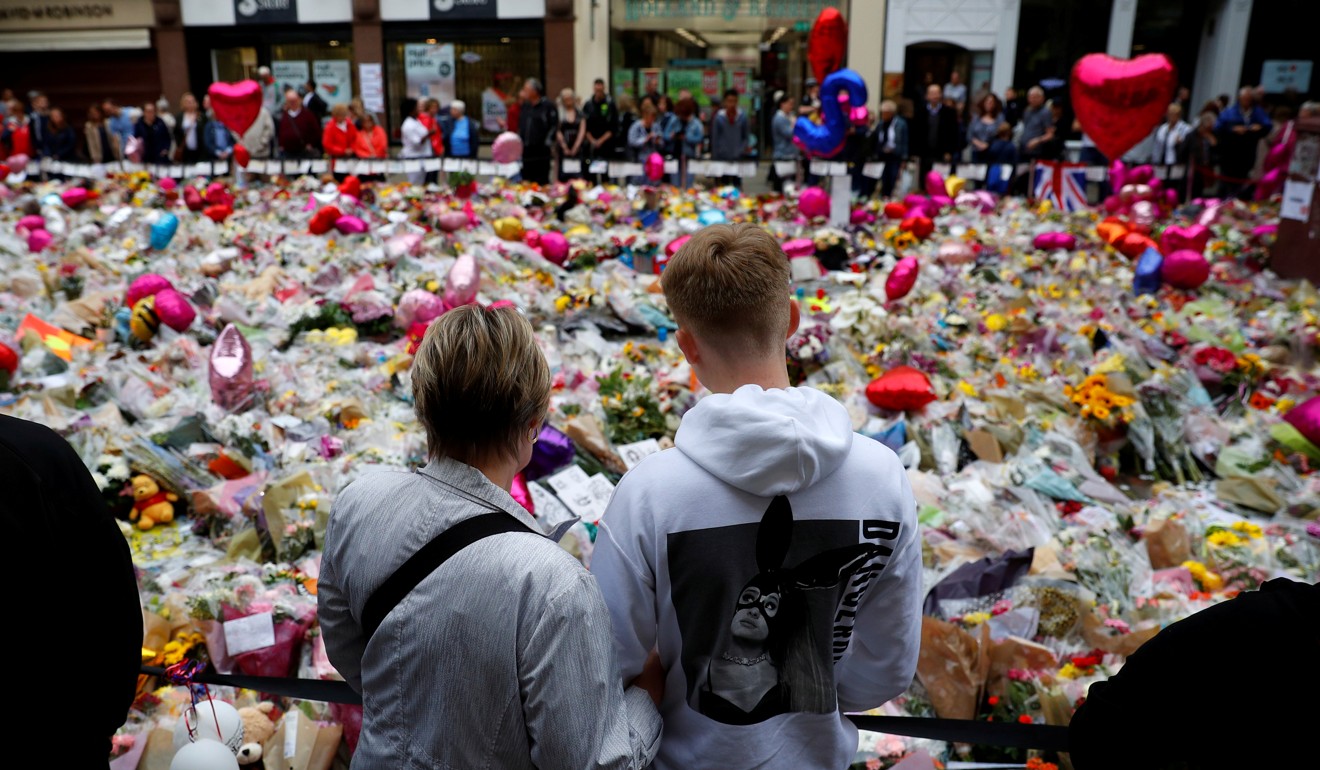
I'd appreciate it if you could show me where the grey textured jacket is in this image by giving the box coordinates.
[319,456,662,769]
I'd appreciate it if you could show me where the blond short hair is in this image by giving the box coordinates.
[662,224,791,357]
[412,304,550,464]
[331,103,350,120]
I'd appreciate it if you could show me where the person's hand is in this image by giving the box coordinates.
[1249,123,1262,132]
[631,649,666,708]
[1233,125,1247,134]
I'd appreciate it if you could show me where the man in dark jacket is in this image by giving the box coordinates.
[910,84,959,177]
[584,78,618,182]
[874,99,909,198]
[518,77,558,185]
[1,415,141,767]
[302,79,329,121]
[277,88,322,159]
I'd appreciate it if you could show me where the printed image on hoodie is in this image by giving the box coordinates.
[594,385,922,770]
[672,495,899,726]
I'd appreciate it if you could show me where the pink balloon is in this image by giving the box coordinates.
[443,251,481,310]
[158,178,177,192]
[153,288,196,331]
[1164,188,1179,207]
[510,472,534,514]
[645,152,665,183]
[1130,200,1158,227]
[1283,396,1320,447]
[924,171,945,198]
[334,215,368,234]
[491,132,524,164]
[538,231,570,265]
[5,153,29,171]
[665,234,692,259]
[1102,194,1124,214]
[1127,164,1155,185]
[1109,159,1127,191]
[929,194,953,210]
[903,193,930,210]
[437,211,469,232]
[799,186,830,219]
[937,241,975,264]
[209,323,254,412]
[17,214,45,233]
[27,229,51,253]
[126,273,174,308]
[60,187,90,207]
[1255,167,1285,201]
[1033,232,1077,251]
[1162,249,1210,289]
[386,232,423,260]
[395,288,446,329]
[1159,224,1211,255]
[781,238,815,258]
[1195,203,1223,227]
[885,257,919,301]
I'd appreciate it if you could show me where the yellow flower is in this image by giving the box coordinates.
[1182,560,1225,591]
[962,611,991,626]
[1092,406,1111,420]
[1057,663,1082,680]
[957,381,978,397]
[1230,521,1263,539]
[425,279,440,292]
[554,295,572,313]
[1207,530,1244,548]
[985,313,1007,332]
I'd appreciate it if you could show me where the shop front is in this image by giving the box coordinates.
[0,0,160,124]
[609,0,849,154]
[379,0,547,146]
[181,0,357,116]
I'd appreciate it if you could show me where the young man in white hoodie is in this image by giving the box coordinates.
[593,224,922,769]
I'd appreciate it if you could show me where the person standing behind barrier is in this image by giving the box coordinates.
[277,89,322,160]
[675,96,703,188]
[628,100,662,184]
[769,93,797,193]
[241,104,276,161]
[984,122,1017,193]
[912,84,959,178]
[1018,87,1055,163]
[135,102,172,165]
[711,89,748,188]
[440,101,477,159]
[555,88,586,181]
[585,78,618,182]
[203,100,234,164]
[518,78,558,185]
[400,98,435,186]
[616,95,638,160]
[875,100,908,198]
[84,103,121,163]
[967,93,1003,164]
[173,92,207,163]
[425,98,445,162]
[1214,87,1271,199]
[319,305,664,770]
[3,414,141,769]
[1185,110,1219,199]
[43,107,77,162]
[104,99,134,151]
[352,112,388,181]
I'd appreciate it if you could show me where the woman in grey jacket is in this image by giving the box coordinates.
[319,304,663,770]
[710,89,749,187]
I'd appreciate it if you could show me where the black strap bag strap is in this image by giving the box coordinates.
[360,512,527,640]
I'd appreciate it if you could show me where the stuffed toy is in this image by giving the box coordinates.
[129,474,177,530]
[236,702,277,765]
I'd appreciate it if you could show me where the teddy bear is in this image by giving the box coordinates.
[129,474,177,530]
[236,702,277,766]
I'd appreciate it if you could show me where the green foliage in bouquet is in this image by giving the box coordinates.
[597,366,666,445]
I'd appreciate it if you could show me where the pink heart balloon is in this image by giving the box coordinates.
[1033,232,1077,251]
[538,231,570,265]
[666,234,692,259]
[334,215,368,234]
[1071,53,1177,162]
[443,251,481,310]
[781,238,815,258]
[924,171,945,198]
[210,323,254,412]
[645,152,665,183]
[799,186,830,219]
[885,256,919,301]
[395,288,446,329]
[1162,249,1210,289]
[1284,396,1320,447]
[491,132,524,164]
[207,80,263,136]
[127,273,174,308]
[17,214,45,233]
[61,187,90,207]
[1159,224,1211,255]
[27,229,52,252]
[153,288,196,331]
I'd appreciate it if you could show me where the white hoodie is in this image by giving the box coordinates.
[594,385,921,770]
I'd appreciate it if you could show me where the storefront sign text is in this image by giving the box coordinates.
[430,0,496,20]
[0,0,154,30]
[623,0,843,22]
[234,0,297,25]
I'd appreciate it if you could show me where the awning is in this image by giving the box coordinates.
[0,28,150,51]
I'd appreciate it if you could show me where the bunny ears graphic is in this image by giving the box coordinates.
[754,496,887,592]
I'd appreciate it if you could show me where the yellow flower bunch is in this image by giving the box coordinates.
[1063,374,1134,423]
[1207,530,1244,548]
[1230,520,1264,539]
[1056,662,1083,680]
[1236,353,1267,378]
[306,327,357,345]
[1182,560,1224,591]
[961,611,991,626]
[985,313,1008,332]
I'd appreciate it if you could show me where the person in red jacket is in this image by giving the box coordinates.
[420,98,444,184]
[353,112,389,182]
[323,103,358,158]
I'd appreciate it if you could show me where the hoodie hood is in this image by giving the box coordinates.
[674,385,854,496]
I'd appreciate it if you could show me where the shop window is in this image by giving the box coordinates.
[385,38,543,142]
[212,47,259,83]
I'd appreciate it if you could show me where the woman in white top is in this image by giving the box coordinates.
[174,92,205,164]
[400,97,436,185]
[1151,103,1191,167]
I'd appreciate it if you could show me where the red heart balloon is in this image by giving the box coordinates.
[807,8,848,84]
[885,256,920,301]
[203,204,233,224]
[183,186,204,211]
[0,164,9,182]
[900,215,934,240]
[338,175,361,199]
[866,366,937,412]
[1071,53,1177,162]
[883,202,907,220]
[233,144,251,169]
[207,80,263,136]
[1116,232,1157,259]
[309,206,342,235]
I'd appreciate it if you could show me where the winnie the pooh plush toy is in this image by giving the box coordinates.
[129,474,177,530]
[236,702,277,766]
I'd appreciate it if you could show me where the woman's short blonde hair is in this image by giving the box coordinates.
[411,304,550,464]
[331,103,350,120]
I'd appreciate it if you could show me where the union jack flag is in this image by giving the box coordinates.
[1032,161,1089,211]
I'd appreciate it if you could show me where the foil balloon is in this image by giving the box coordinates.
[1116,232,1157,259]
[645,152,665,183]
[799,186,830,219]
[666,234,692,258]
[184,186,205,211]
[1284,396,1320,447]
[929,194,953,210]
[782,238,815,258]
[524,424,576,480]
[27,228,51,253]
[806,7,848,85]
[1109,159,1127,191]
[510,472,535,514]
[944,176,966,197]
[937,241,975,264]
[883,202,907,219]
[903,193,929,210]
[900,215,934,240]
[443,250,481,310]
[153,288,196,331]
[17,214,44,233]
[491,131,524,164]
[4,153,28,173]
[1159,224,1211,255]
[1033,232,1077,251]
[159,178,178,192]
[1162,249,1210,289]
[493,216,525,241]
[206,79,263,135]
[385,232,423,260]
[1096,219,1128,245]
[1133,247,1164,295]
[538,230,570,265]
[204,204,233,223]
[309,205,341,235]
[924,170,946,198]
[865,366,937,411]
[697,209,727,226]
[885,256,920,301]
[60,187,89,208]
[339,175,362,199]
[233,144,250,168]
[127,273,173,308]
[395,289,445,329]
[129,296,161,342]
[150,212,179,250]
[210,324,255,412]
[1130,200,1158,228]
[793,68,868,158]
[334,215,368,235]
[437,211,469,232]
[1071,53,1176,162]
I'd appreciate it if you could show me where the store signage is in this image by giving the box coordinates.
[430,0,496,20]
[234,0,297,25]
[0,0,154,30]
[621,0,842,22]
[405,43,457,106]
[1261,60,1312,94]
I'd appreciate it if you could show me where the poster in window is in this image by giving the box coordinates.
[640,69,664,98]
[666,70,703,101]
[405,43,456,106]
[314,61,353,108]
[701,70,724,105]
[612,69,636,101]
[271,61,310,100]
